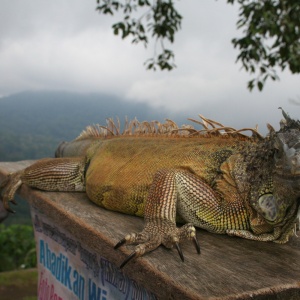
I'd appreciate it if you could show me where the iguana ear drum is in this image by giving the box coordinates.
[258,194,277,221]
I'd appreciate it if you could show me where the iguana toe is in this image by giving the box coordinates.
[0,172,23,213]
[115,222,200,268]
[10,199,17,205]
[0,194,16,213]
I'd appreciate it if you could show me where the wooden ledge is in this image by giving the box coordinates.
[1,161,300,299]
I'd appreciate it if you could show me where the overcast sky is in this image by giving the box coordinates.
[0,0,299,133]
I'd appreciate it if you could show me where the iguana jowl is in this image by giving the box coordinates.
[1,110,300,268]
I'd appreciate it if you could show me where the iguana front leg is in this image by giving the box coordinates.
[1,157,87,212]
[115,168,214,268]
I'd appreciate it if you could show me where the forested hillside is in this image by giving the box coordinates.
[0,90,171,162]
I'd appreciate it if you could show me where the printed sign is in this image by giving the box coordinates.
[31,208,157,300]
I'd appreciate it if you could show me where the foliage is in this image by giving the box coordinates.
[95,0,300,91]
[230,0,300,91]
[0,224,36,271]
[96,0,182,71]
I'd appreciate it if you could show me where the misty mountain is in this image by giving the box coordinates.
[0,90,179,161]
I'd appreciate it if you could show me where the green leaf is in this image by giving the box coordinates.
[257,81,263,91]
[247,79,255,91]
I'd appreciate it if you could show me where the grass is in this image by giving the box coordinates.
[0,268,38,300]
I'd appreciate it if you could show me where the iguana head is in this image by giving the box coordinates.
[256,109,300,229]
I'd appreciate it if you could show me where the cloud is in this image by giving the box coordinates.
[0,0,299,130]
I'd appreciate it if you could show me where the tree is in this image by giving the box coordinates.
[96,0,300,91]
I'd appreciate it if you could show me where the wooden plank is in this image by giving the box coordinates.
[1,160,300,299]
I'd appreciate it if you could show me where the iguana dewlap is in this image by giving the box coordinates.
[1,112,300,267]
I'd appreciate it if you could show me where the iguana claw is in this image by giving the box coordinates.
[7,207,16,214]
[174,234,201,261]
[193,236,201,254]
[114,238,126,249]
[175,242,184,262]
[0,171,22,213]
[114,223,201,268]
[120,251,137,269]
[0,198,15,214]
[0,195,16,213]
[0,194,15,213]
[119,240,196,268]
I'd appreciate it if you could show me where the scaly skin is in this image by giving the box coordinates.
[1,113,300,267]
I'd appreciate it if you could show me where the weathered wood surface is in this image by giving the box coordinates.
[1,160,300,300]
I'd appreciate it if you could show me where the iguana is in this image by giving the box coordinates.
[1,110,300,268]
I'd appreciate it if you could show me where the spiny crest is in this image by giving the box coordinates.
[278,107,300,132]
[75,115,263,141]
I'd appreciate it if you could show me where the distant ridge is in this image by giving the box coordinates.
[0,90,176,161]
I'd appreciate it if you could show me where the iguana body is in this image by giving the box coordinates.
[1,113,300,266]
[81,137,244,221]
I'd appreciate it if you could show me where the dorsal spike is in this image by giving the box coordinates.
[74,115,263,140]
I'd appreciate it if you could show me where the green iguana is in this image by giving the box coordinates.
[1,110,300,268]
